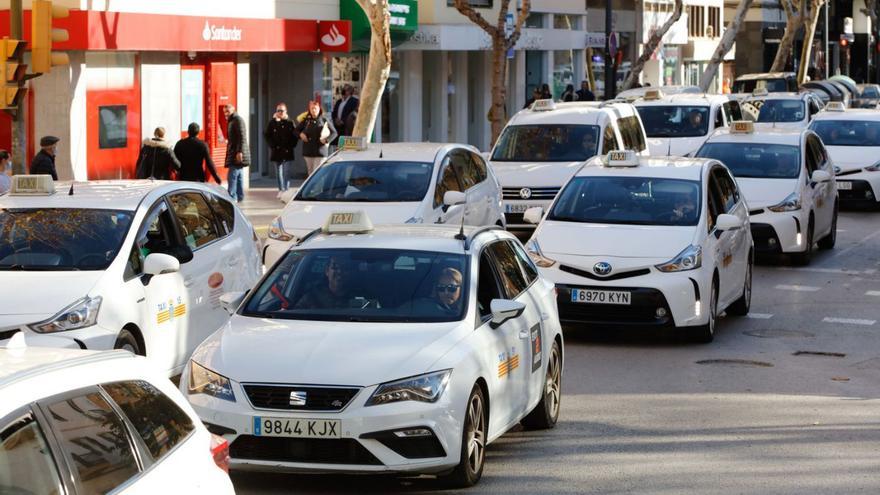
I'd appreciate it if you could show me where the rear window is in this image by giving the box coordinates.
[810,120,880,146]
[697,143,801,178]
[753,100,806,123]
[491,124,601,162]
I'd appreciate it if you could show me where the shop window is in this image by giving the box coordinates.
[553,14,578,30]
[98,105,128,149]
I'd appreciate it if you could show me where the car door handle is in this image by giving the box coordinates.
[183,277,195,287]
[519,329,530,339]
[226,257,240,267]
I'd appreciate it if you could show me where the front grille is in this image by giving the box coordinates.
[836,180,876,202]
[559,264,651,282]
[230,436,382,465]
[0,328,21,341]
[243,384,361,411]
[556,284,674,326]
[748,208,765,216]
[502,187,560,200]
[750,223,782,254]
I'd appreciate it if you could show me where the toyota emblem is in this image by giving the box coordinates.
[519,188,532,199]
[593,262,612,276]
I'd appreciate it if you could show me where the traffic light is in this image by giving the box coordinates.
[31,0,69,74]
[0,38,27,110]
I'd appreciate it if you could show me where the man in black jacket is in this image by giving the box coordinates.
[331,85,359,146]
[135,127,181,180]
[223,104,250,203]
[30,136,60,179]
[264,102,297,196]
[575,80,595,102]
[174,123,221,183]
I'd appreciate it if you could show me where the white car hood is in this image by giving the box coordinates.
[736,178,798,209]
[281,201,423,233]
[825,146,875,172]
[194,316,467,387]
[0,272,103,318]
[490,161,585,188]
[537,221,696,260]
[646,136,707,157]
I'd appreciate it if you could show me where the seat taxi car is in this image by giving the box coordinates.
[0,335,234,494]
[633,90,733,157]
[697,121,839,264]
[740,91,824,129]
[183,212,564,487]
[489,99,648,229]
[523,151,753,342]
[263,140,504,266]
[808,104,880,209]
[0,177,262,375]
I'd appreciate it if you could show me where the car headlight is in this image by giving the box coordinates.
[525,238,556,268]
[268,217,294,242]
[767,192,801,212]
[30,296,102,333]
[864,161,880,172]
[188,360,236,402]
[365,370,452,406]
[655,245,702,272]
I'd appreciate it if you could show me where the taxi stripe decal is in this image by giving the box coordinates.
[498,354,520,378]
[173,304,187,317]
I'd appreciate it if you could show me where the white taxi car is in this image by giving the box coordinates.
[183,212,564,487]
[633,90,733,156]
[263,140,504,266]
[0,335,234,494]
[697,122,838,264]
[0,177,262,375]
[523,151,753,342]
[740,90,824,129]
[809,105,880,209]
[489,99,649,229]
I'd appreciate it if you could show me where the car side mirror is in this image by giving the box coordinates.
[280,188,299,204]
[523,207,544,225]
[443,190,466,207]
[715,213,743,232]
[489,299,526,328]
[811,169,831,183]
[143,253,180,276]
[219,291,248,315]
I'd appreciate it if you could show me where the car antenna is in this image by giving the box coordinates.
[455,195,467,241]
[68,182,74,195]
[379,147,383,158]
[666,139,672,157]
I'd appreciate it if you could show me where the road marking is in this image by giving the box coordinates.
[866,291,880,297]
[865,269,878,275]
[776,266,867,275]
[746,313,774,319]
[823,317,876,326]
[775,284,821,292]
[834,229,880,258]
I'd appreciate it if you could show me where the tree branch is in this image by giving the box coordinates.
[506,0,531,49]
[453,0,497,35]
[622,0,683,89]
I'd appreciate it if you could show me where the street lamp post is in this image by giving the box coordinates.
[604,0,614,99]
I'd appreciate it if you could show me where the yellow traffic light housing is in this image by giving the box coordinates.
[0,38,27,110]
[31,0,69,74]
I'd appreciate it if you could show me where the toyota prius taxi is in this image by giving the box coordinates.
[183,212,564,486]
[523,151,753,342]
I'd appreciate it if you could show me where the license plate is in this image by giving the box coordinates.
[253,417,341,439]
[570,289,631,305]
[836,181,852,190]
[505,203,531,214]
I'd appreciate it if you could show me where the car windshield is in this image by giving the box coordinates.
[243,248,469,323]
[296,161,433,202]
[491,125,601,162]
[636,106,710,137]
[810,120,880,146]
[697,143,801,178]
[746,99,805,123]
[733,78,788,93]
[860,86,880,98]
[547,176,702,226]
[0,208,133,270]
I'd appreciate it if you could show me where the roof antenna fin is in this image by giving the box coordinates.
[379,147,383,159]
[68,183,74,196]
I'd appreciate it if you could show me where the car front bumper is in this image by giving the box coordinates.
[835,173,880,206]
[0,323,118,351]
[749,211,805,254]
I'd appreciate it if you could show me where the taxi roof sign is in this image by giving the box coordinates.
[752,88,769,96]
[824,101,846,112]
[530,99,556,112]
[643,89,665,101]
[322,210,374,234]
[10,175,55,195]
[605,150,639,167]
[730,121,754,134]
[338,136,368,151]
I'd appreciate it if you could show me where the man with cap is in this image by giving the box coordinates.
[30,135,59,180]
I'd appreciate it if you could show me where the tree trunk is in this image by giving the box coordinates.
[770,14,803,73]
[700,0,755,92]
[489,37,508,145]
[797,1,822,84]
[623,0,684,90]
[586,48,597,92]
[352,0,391,140]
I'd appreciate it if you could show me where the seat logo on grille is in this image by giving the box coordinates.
[289,391,307,406]
[593,262,612,275]
[519,187,532,199]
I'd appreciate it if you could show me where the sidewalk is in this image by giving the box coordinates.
[238,176,303,236]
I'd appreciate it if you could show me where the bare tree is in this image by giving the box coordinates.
[769,0,806,72]
[454,0,531,144]
[623,0,684,90]
[699,0,755,92]
[796,0,826,84]
[352,0,392,140]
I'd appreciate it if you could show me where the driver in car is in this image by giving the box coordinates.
[687,110,704,131]
[671,193,697,223]
[295,256,356,309]
[414,267,463,315]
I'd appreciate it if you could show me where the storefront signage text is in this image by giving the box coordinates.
[202,21,243,42]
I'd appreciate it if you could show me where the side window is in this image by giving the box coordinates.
[206,193,235,235]
[0,408,63,495]
[712,168,737,212]
[601,124,617,154]
[714,107,725,128]
[44,391,140,494]
[618,118,633,150]
[488,241,528,299]
[509,240,538,285]
[804,137,820,175]
[477,251,504,319]
[706,174,723,232]
[169,192,222,250]
[627,116,647,152]
[450,151,479,190]
[729,100,743,121]
[468,152,488,183]
[103,381,195,463]
[129,200,180,278]
[433,158,463,208]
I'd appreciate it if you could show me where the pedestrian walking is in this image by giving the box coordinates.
[174,123,221,183]
[30,136,60,180]
[331,85,359,146]
[263,102,298,197]
[135,127,181,180]
[0,150,11,195]
[576,80,595,101]
[223,104,250,203]
[297,100,337,176]
[541,83,552,100]
[561,84,576,102]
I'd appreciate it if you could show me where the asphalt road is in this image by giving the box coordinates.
[234,209,880,494]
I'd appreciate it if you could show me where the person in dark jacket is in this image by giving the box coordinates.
[524,88,543,109]
[576,80,596,102]
[135,127,180,180]
[223,104,250,203]
[174,123,221,183]
[297,100,337,176]
[263,102,298,195]
[30,136,60,180]
[331,85,359,146]
[561,84,576,102]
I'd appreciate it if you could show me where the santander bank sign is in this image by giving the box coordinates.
[202,20,243,42]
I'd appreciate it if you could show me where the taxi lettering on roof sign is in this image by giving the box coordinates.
[322,210,374,234]
[605,150,639,167]
[752,88,769,96]
[824,102,846,112]
[338,136,368,151]
[643,89,665,100]
[531,99,556,112]
[10,175,55,195]
[730,121,754,134]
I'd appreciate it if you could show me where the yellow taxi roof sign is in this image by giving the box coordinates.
[605,150,640,167]
[824,101,846,112]
[10,175,55,195]
[531,99,556,112]
[322,211,374,234]
[643,89,665,100]
[730,121,754,134]
[338,136,368,151]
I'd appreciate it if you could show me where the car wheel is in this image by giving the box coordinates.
[521,340,562,430]
[818,204,838,250]
[442,385,487,488]
[114,329,143,355]
[791,219,814,266]
[727,256,752,316]
[691,280,717,343]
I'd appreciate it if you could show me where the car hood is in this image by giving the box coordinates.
[646,136,707,157]
[489,160,586,188]
[280,201,423,233]
[193,316,467,387]
[0,272,103,317]
[825,146,876,172]
[537,221,696,259]
[736,178,798,208]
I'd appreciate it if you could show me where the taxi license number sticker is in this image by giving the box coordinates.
[330,212,354,225]
[837,181,852,190]
[253,417,341,439]
[505,203,530,214]
[571,289,631,305]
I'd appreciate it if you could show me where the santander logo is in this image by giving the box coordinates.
[321,24,346,47]
[202,20,243,42]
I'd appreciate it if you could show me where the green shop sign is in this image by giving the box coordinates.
[340,0,418,52]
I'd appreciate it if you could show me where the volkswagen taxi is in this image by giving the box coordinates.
[183,212,564,486]
[489,99,648,229]
[263,139,505,266]
[740,90,825,129]
[698,121,839,264]
[808,104,880,208]
[523,151,753,342]
[633,90,733,157]
[0,177,262,375]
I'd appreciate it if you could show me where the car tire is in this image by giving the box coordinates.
[691,279,717,343]
[521,340,562,430]
[791,219,814,266]
[442,385,487,488]
[727,255,752,317]
[818,204,838,250]
[114,329,143,355]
